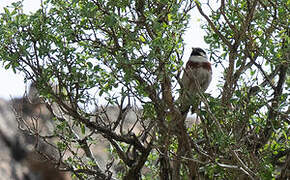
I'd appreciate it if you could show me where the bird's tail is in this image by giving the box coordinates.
[178,90,200,116]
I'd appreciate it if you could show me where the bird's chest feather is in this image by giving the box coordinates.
[183,61,212,91]
[186,61,212,72]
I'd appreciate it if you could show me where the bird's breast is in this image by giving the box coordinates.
[186,61,212,72]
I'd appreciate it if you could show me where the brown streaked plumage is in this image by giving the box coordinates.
[186,61,212,72]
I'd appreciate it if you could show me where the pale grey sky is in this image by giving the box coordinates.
[0,0,212,99]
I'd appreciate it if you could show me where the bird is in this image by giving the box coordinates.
[179,47,212,114]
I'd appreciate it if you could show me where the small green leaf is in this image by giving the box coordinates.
[139,35,146,42]
[81,123,85,134]
[4,63,10,69]
[167,14,172,22]
[250,69,256,76]
[3,7,10,15]
[87,62,93,69]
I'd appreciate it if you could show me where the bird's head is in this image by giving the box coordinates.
[190,47,207,59]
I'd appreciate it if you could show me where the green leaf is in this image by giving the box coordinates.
[167,14,172,22]
[3,7,10,15]
[250,69,256,76]
[139,35,145,42]
[4,63,10,69]
[87,62,93,69]
[81,123,85,134]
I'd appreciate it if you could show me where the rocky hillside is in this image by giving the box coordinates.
[0,87,71,180]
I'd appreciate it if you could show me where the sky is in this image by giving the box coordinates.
[0,0,212,100]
